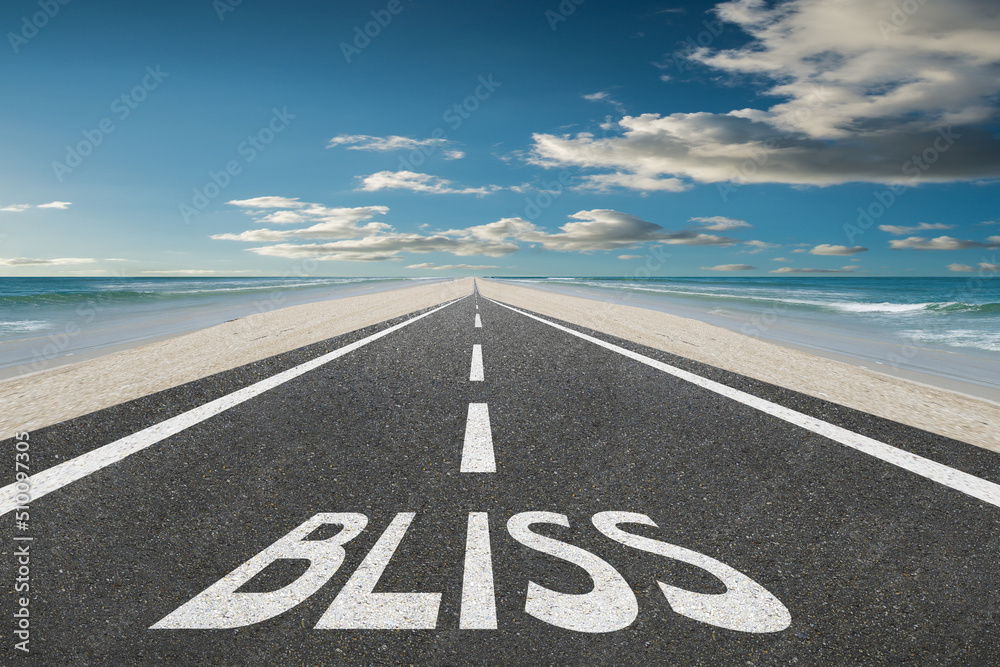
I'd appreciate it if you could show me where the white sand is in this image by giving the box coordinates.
[478,279,1000,453]
[0,278,472,440]
[3,276,997,455]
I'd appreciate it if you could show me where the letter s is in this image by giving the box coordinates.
[507,511,637,633]
[593,512,790,633]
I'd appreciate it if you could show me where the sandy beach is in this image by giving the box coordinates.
[0,278,471,440]
[2,276,997,453]
[478,279,1000,453]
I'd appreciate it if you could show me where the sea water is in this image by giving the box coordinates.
[0,276,436,376]
[498,276,1000,395]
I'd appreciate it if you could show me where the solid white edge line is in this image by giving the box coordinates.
[0,296,469,516]
[461,403,495,473]
[470,344,484,382]
[488,298,1000,509]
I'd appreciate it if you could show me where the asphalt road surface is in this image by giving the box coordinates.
[3,283,1000,664]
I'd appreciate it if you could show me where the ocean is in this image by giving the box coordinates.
[0,276,439,377]
[496,276,1000,397]
[1,275,998,397]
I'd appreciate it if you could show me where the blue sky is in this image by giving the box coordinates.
[1,0,999,277]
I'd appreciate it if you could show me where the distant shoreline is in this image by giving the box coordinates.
[478,279,1000,453]
[491,277,1000,403]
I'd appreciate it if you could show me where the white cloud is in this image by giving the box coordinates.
[0,257,95,266]
[358,171,501,195]
[575,172,688,193]
[141,270,258,275]
[249,234,519,261]
[770,266,858,274]
[618,254,642,259]
[529,0,1000,190]
[889,235,1000,250]
[702,264,756,271]
[503,210,738,252]
[583,91,626,115]
[810,244,868,256]
[212,204,390,242]
[227,196,306,209]
[772,257,790,262]
[690,216,751,231]
[214,198,734,262]
[405,263,503,270]
[948,263,976,272]
[879,222,953,235]
[743,240,780,253]
[328,135,450,152]
[980,262,1000,271]
[446,210,703,252]
[1,201,72,212]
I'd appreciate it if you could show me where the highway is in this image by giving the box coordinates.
[3,283,1000,663]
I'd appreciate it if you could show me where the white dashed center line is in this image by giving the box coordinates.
[460,403,495,473]
[470,344,484,381]
[475,314,482,328]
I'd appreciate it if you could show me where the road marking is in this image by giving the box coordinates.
[460,512,498,629]
[317,513,441,629]
[470,344,484,381]
[0,298,467,517]
[475,313,482,328]
[460,403,495,473]
[507,511,638,633]
[155,510,785,633]
[489,299,1000,509]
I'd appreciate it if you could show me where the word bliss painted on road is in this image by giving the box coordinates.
[152,511,790,634]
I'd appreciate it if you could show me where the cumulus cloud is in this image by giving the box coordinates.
[947,263,976,272]
[879,222,953,235]
[743,240,780,253]
[405,263,503,270]
[249,235,519,261]
[358,171,501,195]
[0,257,94,265]
[1,201,72,212]
[329,135,449,151]
[575,172,687,193]
[691,216,751,231]
[213,198,740,262]
[889,235,1000,250]
[702,264,756,271]
[529,0,1000,191]
[211,205,391,242]
[810,244,868,256]
[447,210,729,252]
[141,269,258,275]
[770,266,858,274]
[618,254,642,259]
[227,196,306,209]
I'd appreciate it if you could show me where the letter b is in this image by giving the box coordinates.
[151,513,367,629]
